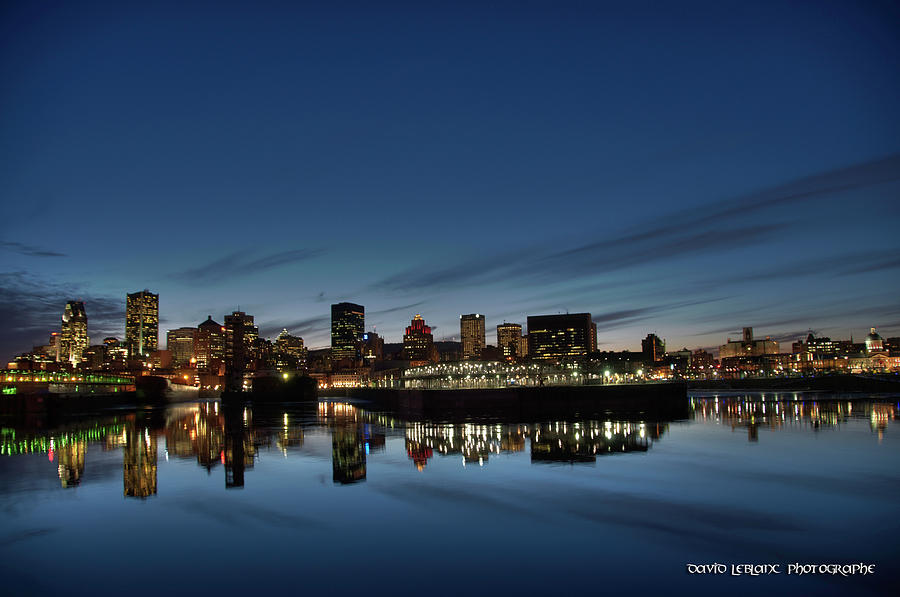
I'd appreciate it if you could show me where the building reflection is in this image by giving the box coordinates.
[223,403,256,488]
[1,397,894,491]
[531,421,658,463]
[165,402,225,471]
[404,422,527,468]
[123,421,157,498]
[689,396,898,443]
[318,402,367,484]
[57,440,86,488]
[277,411,304,455]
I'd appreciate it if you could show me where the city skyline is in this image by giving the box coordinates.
[2,1,899,361]
[5,290,897,363]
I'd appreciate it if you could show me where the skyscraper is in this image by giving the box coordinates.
[496,322,523,360]
[403,314,436,362]
[460,314,486,360]
[59,301,89,365]
[167,327,196,367]
[641,333,666,363]
[275,329,307,370]
[224,311,258,390]
[125,290,159,359]
[194,316,225,371]
[331,302,365,359]
[527,313,594,361]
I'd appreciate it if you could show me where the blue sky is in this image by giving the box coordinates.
[1,0,899,359]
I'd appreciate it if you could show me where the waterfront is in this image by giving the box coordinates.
[1,392,897,596]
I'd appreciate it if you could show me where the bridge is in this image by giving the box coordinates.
[1,370,136,396]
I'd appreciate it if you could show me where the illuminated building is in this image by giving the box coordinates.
[81,344,106,370]
[224,311,258,389]
[641,333,665,363]
[47,332,61,362]
[194,316,225,372]
[331,302,365,359]
[403,314,436,363]
[125,290,159,359]
[497,323,523,360]
[865,327,884,353]
[274,329,307,370]
[527,313,594,361]
[361,331,384,362]
[719,327,778,358]
[460,314,486,360]
[59,301,89,365]
[167,327,196,367]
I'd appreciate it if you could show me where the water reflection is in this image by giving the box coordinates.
[123,420,157,498]
[690,395,898,442]
[0,395,895,493]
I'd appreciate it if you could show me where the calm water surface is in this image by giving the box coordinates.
[1,392,897,596]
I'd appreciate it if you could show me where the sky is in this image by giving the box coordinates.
[1,0,899,360]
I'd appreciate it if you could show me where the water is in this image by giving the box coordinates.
[1,392,897,596]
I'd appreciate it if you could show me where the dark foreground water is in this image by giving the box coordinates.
[1,392,897,596]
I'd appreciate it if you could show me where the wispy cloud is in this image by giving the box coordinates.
[1,241,67,257]
[258,314,330,339]
[371,154,900,295]
[171,248,324,285]
[591,298,729,332]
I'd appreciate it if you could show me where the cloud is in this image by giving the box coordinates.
[370,154,900,295]
[590,298,729,332]
[258,314,330,339]
[171,248,324,285]
[0,272,124,360]
[368,301,426,317]
[0,241,67,257]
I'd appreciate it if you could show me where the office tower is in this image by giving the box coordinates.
[460,314,486,360]
[224,311,258,389]
[194,316,225,371]
[497,322,523,360]
[642,333,666,363]
[403,314,436,362]
[59,301,89,365]
[331,302,365,359]
[167,327,196,367]
[275,329,307,369]
[526,313,594,361]
[125,290,159,359]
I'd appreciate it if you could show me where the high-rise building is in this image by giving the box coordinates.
[275,329,307,370]
[497,322,523,360]
[167,327,196,367]
[224,311,258,388]
[59,301,89,365]
[125,290,159,359]
[460,314,486,360]
[331,302,365,359]
[194,316,225,371]
[642,333,666,363]
[527,313,594,361]
[403,314,436,362]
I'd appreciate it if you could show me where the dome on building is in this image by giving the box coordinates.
[865,327,884,352]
